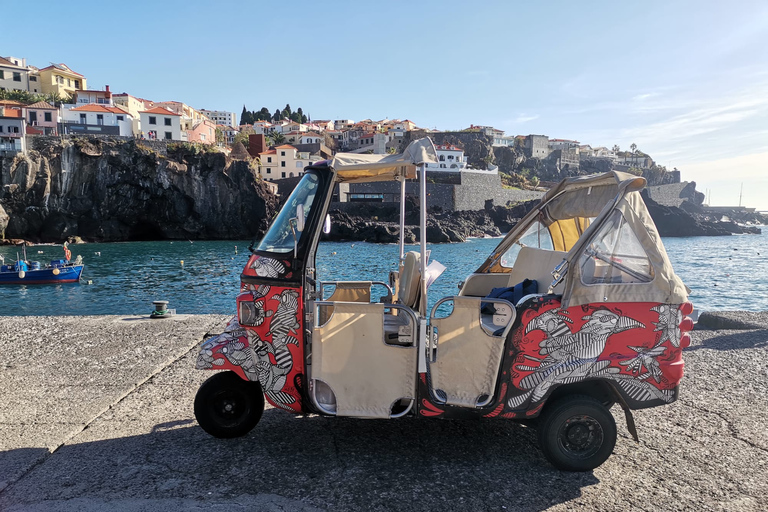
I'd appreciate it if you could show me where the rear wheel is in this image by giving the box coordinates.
[194,371,265,438]
[537,394,617,471]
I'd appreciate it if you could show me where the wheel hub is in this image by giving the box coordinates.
[559,414,603,457]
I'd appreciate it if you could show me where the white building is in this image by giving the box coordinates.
[424,144,497,173]
[334,119,355,130]
[258,144,320,181]
[139,106,182,140]
[63,104,134,136]
[0,56,35,93]
[200,109,236,127]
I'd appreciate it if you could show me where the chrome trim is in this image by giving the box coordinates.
[317,280,393,301]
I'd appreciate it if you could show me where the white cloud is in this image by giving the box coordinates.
[514,113,539,123]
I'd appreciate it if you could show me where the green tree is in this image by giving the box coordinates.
[233,127,254,148]
[612,144,620,153]
[215,127,225,145]
[268,132,286,146]
[272,109,282,122]
[257,107,271,121]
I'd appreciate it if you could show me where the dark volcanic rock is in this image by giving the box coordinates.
[641,191,754,236]
[0,137,278,242]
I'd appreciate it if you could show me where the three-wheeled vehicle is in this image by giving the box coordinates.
[194,138,693,471]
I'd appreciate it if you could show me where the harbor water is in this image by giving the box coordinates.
[0,232,766,316]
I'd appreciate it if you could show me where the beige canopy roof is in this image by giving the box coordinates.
[478,171,688,308]
[329,137,437,183]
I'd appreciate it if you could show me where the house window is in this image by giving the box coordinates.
[30,112,37,123]
[201,134,206,141]
[165,132,172,140]
[67,78,71,86]
[44,112,52,122]
[267,157,272,163]
[30,76,36,82]
[0,126,3,132]
[0,71,3,79]
[75,80,80,88]
[281,172,286,178]
[280,151,286,156]
[281,161,286,167]
[79,114,86,123]
[149,116,157,125]
[117,115,124,121]
[164,118,171,126]
[266,169,271,174]
[97,114,104,125]
[13,72,21,82]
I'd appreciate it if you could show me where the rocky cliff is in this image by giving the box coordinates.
[0,137,278,243]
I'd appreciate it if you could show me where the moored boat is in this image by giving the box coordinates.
[0,245,84,284]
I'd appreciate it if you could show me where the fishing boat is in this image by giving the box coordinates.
[0,245,84,284]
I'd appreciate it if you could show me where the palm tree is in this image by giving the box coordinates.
[268,132,286,147]
[630,143,637,166]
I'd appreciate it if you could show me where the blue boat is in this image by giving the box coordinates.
[0,246,84,284]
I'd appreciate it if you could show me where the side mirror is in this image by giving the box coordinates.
[323,214,331,234]
[296,204,305,232]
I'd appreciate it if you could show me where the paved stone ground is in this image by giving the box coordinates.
[0,316,766,511]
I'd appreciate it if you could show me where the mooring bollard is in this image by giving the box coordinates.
[151,300,172,319]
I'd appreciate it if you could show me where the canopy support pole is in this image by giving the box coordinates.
[419,164,427,318]
[398,175,406,264]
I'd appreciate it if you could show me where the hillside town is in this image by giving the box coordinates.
[0,54,662,186]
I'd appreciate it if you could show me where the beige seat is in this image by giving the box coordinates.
[507,247,568,294]
[397,251,421,309]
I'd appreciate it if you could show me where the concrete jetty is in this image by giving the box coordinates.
[0,314,766,511]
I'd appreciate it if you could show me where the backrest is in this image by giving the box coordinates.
[507,247,568,293]
[398,251,421,309]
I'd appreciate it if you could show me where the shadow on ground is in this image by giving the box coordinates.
[0,409,599,511]
[686,329,768,352]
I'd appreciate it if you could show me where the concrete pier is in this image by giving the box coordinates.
[0,315,766,511]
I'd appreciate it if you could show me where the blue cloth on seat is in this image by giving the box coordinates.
[481,279,538,314]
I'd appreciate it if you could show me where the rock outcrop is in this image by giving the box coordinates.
[0,137,278,243]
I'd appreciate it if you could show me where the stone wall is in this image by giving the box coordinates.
[345,172,543,212]
[453,173,543,210]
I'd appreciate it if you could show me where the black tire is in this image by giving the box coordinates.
[194,371,265,438]
[537,394,617,471]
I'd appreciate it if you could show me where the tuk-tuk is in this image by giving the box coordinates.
[194,138,693,471]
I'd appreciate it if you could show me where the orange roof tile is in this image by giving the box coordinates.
[26,101,56,110]
[140,106,181,116]
[259,149,276,155]
[70,104,132,116]
[274,144,296,149]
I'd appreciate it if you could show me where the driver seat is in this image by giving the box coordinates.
[398,251,421,310]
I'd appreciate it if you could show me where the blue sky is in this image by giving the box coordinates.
[5,1,768,209]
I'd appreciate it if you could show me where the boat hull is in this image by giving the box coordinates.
[0,265,84,284]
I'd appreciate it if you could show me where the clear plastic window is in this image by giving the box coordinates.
[579,210,654,284]
[255,172,318,253]
[500,220,554,268]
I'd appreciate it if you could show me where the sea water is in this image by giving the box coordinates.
[0,233,765,316]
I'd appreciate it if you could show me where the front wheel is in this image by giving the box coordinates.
[537,394,617,471]
[194,371,265,438]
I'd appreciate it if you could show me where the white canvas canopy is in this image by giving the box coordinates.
[329,138,438,183]
[479,171,689,308]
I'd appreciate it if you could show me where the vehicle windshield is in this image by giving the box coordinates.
[255,172,319,253]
